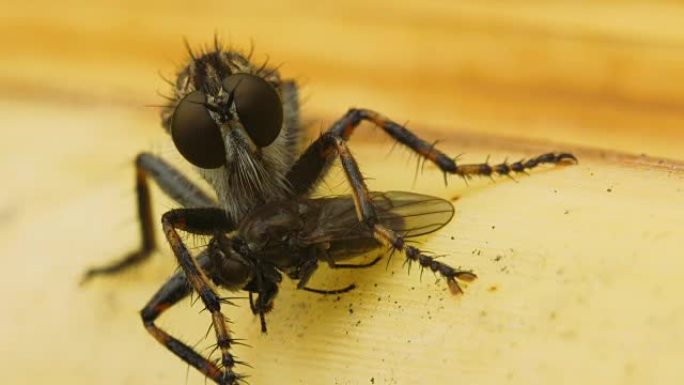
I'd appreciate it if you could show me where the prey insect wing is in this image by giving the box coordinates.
[298,191,455,244]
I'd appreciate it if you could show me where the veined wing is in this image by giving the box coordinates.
[298,191,454,245]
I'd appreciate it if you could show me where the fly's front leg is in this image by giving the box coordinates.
[82,153,216,283]
[332,138,476,294]
[140,251,229,382]
[286,108,577,196]
[247,264,280,334]
[160,208,240,385]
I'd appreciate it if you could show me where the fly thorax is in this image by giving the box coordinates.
[197,134,292,223]
[237,200,304,252]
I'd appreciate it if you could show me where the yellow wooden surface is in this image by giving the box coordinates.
[2,2,684,385]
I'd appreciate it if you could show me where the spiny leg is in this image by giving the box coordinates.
[332,138,476,294]
[374,227,476,294]
[161,208,241,385]
[82,153,217,283]
[286,108,577,196]
[141,251,231,382]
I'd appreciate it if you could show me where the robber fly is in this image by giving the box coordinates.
[83,38,577,385]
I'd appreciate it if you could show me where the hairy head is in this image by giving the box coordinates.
[161,42,295,221]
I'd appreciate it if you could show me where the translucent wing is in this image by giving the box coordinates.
[298,191,454,245]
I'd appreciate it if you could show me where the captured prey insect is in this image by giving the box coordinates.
[82,39,577,385]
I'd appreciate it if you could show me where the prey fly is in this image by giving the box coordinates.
[83,38,577,385]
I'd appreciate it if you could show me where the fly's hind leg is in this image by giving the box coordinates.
[327,256,382,269]
[285,108,576,196]
[298,247,372,296]
[302,285,356,295]
[300,254,382,294]
[82,153,216,283]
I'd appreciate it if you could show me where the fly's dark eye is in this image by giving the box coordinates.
[222,73,283,147]
[171,91,226,169]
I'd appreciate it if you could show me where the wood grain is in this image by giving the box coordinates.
[1,2,683,385]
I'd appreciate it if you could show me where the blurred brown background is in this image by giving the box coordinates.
[5,1,684,157]
[1,1,683,385]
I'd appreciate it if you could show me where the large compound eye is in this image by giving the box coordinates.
[222,73,283,147]
[171,91,226,169]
